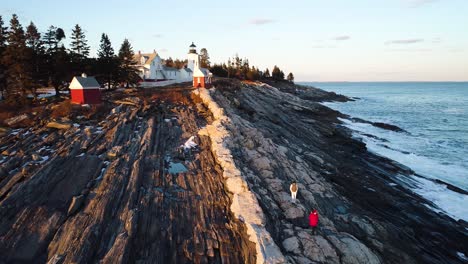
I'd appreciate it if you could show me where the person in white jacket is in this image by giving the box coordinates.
[290,181,298,202]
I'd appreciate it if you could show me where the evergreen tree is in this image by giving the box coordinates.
[1,14,32,104]
[264,68,270,78]
[55,27,65,46]
[69,24,90,76]
[43,25,70,96]
[271,65,284,80]
[25,22,41,51]
[287,72,294,83]
[0,16,8,99]
[43,26,58,52]
[49,45,71,96]
[209,63,228,77]
[117,38,139,88]
[26,22,44,99]
[200,48,210,68]
[97,33,117,89]
[70,24,90,58]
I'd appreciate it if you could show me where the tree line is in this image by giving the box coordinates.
[209,54,294,83]
[0,14,140,107]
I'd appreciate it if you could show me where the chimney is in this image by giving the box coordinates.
[81,73,87,78]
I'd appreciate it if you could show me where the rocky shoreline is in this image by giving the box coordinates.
[205,79,467,263]
[0,81,467,264]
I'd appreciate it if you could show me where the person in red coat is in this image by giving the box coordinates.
[309,209,319,234]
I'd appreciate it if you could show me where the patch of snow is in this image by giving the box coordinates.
[457,252,468,261]
[73,123,80,128]
[168,162,188,174]
[181,136,197,150]
[76,153,85,157]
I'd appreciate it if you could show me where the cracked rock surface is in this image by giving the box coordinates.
[0,90,256,264]
[208,79,467,264]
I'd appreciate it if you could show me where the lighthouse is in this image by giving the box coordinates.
[187,42,199,72]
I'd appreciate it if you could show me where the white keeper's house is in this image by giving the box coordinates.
[134,42,212,87]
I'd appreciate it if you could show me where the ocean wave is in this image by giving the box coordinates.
[339,117,468,221]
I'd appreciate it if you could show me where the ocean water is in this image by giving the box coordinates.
[301,82,468,221]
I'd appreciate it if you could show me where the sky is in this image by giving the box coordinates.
[1,0,467,81]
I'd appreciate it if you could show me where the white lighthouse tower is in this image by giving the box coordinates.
[187,42,199,72]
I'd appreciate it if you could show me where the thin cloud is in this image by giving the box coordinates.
[386,48,432,52]
[312,45,336,49]
[406,0,438,8]
[160,48,168,52]
[332,36,351,41]
[249,18,275,25]
[385,39,424,45]
[152,34,163,38]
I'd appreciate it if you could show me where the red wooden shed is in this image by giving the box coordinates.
[69,73,102,104]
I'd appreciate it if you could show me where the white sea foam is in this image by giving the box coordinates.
[339,117,468,221]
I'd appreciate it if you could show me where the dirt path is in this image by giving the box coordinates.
[0,90,256,263]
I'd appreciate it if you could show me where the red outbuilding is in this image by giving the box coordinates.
[193,65,213,88]
[69,73,102,104]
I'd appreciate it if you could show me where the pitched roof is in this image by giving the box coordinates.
[133,51,158,65]
[69,76,100,90]
[163,66,179,72]
[190,42,196,48]
[77,76,100,87]
[200,68,211,75]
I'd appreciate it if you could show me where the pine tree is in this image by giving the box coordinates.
[200,48,210,68]
[264,68,270,78]
[49,45,71,96]
[287,72,294,83]
[70,24,90,59]
[26,22,44,99]
[97,33,116,89]
[117,38,139,88]
[0,16,8,100]
[43,25,70,96]
[43,26,58,52]
[272,65,284,80]
[1,14,32,104]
